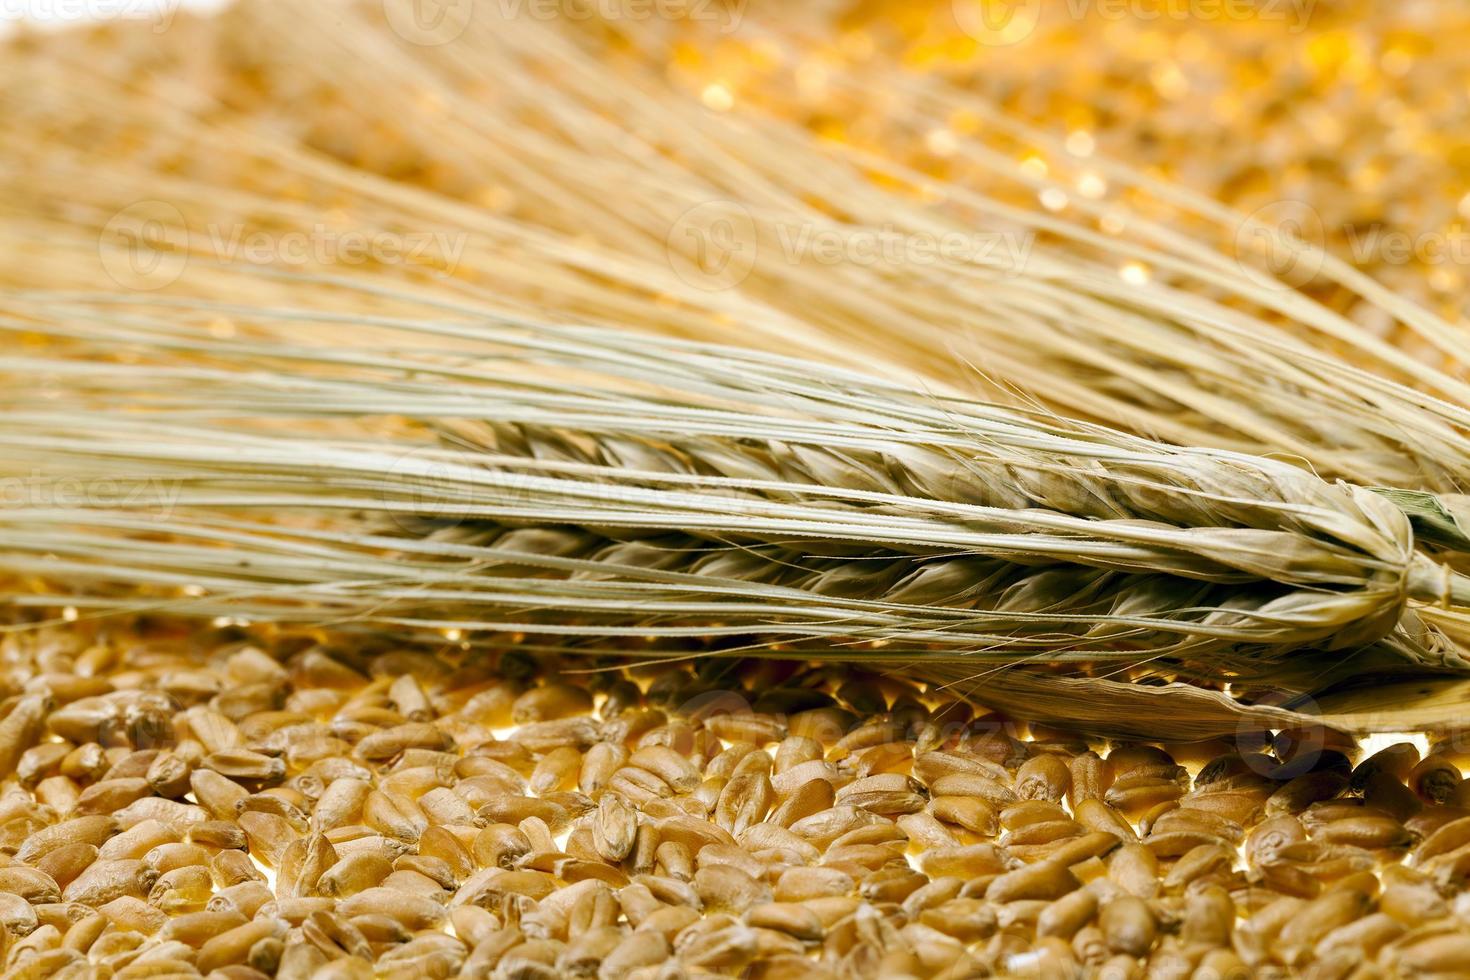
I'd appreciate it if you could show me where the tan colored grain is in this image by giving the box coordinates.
[1016,754,1072,802]
[986,861,1080,903]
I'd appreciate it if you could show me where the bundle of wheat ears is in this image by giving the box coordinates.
[4,293,1470,735]
[5,0,1470,737]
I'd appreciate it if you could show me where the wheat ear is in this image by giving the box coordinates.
[3,304,1466,662]
[6,3,1470,505]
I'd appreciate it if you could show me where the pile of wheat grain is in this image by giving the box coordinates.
[1,617,1469,979]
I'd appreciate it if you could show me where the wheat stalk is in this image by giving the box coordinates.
[3,303,1466,669]
[7,304,1470,737]
[6,3,1470,736]
[5,1,1470,510]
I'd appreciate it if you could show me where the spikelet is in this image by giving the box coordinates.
[2,0,1468,507]
[2,304,1465,674]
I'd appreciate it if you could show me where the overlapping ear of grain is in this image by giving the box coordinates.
[3,310,1468,708]
[6,0,1470,498]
